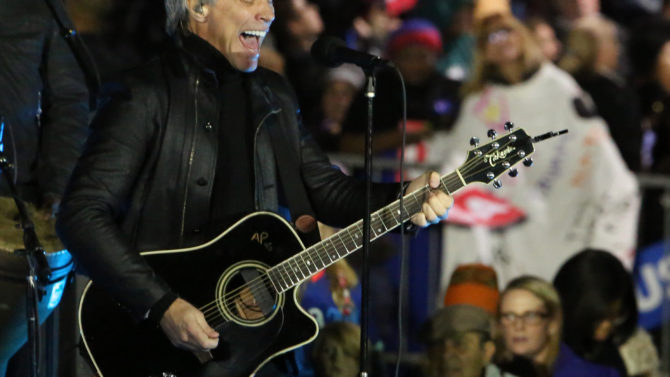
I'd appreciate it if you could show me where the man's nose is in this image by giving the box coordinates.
[258,1,275,24]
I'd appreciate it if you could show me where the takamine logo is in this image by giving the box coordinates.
[484,146,516,167]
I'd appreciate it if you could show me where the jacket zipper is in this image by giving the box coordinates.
[180,77,200,239]
[252,108,281,210]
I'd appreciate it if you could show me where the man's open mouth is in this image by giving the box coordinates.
[240,30,267,52]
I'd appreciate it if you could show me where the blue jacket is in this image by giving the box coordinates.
[554,343,621,377]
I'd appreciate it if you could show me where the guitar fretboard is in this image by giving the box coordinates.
[266,171,465,293]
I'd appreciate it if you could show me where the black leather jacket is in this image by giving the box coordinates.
[56,40,400,320]
[0,0,89,202]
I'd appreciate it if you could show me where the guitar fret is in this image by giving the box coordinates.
[288,258,304,282]
[335,233,350,254]
[318,241,335,263]
[334,233,351,257]
[369,222,379,239]
[309,246,326,270]
[285,261,299,286]
[325,239,344,259]
[440,177,451,194]
[291,257,308,280]
[321,240,332,260]
[398,202,411,222]
[348,224,361,248]
[300,253,317,275]
[310,246,328,270]
[387,204,400,224]
[268,269,284,292]
[409,191,423,213]
[345,230,358,251]
[375,212,389,232]
[278,267,290,291]
[280,262,295,287]
[313,244,329,266]
[380,206,399,228]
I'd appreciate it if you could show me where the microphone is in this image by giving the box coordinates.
[310,36,389,69]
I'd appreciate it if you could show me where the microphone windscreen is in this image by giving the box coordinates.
[310,36,345,68]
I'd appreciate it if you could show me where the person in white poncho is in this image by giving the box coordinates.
[425,13,640,292]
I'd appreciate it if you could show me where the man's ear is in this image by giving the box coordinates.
[484,340,496,363]
[187,0,209,22]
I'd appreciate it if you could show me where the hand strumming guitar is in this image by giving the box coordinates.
[406,171,454,227]
[160,298,220,351]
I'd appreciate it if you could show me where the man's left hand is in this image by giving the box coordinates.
[405,171,453,227]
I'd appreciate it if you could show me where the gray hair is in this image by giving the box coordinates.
[165,0,217,35]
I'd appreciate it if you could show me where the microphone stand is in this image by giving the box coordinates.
[359,67,376,377]
[0,152,50,377]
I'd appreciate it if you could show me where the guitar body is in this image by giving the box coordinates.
[79,212,319,377]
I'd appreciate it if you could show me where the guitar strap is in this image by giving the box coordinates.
[266,122,321,247]
[43,0,101,109]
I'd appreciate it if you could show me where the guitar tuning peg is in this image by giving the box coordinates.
[523,157,534,167]
[508,168,518,177]
[493,179,502,189]
[487,129,497,139]
[469,136,480,147]
[504,121,515,131]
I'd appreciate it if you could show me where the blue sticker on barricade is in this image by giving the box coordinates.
[635,241,670,330]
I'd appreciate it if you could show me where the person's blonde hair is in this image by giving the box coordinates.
[462,14,545,96]
[496,275,562,377]
[559,15,618,75]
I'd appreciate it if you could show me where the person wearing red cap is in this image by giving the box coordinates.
[340,18,461,157]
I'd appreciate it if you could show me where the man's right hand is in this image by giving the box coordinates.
[159,298,219,351]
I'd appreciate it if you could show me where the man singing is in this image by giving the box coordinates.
[56,0,452,375]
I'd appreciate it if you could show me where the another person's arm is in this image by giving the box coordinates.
[38,23,90,211]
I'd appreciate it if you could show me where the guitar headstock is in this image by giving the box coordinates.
[459,125,535,187]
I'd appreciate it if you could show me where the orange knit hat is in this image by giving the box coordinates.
[443,264,500,315]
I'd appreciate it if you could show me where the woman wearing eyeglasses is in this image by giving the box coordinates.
[496,275,621,377]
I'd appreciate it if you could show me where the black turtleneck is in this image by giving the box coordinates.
[182,34,255,233]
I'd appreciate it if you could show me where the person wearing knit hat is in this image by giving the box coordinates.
[386,18,443,58]
[340,18,460,155]
[443,263,500,315]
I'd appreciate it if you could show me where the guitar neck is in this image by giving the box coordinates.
[267,170,465,293]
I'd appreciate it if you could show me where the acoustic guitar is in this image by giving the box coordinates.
[78,127,561,377]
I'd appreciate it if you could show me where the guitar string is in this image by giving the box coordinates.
[199,141,525,323]
[200,174,466,323]
[199,138,526,322]
[201,173,490,324]
[199,187,432,322]
[198,178,440,321]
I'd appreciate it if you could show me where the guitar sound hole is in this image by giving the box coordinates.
[216,263,281,326]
